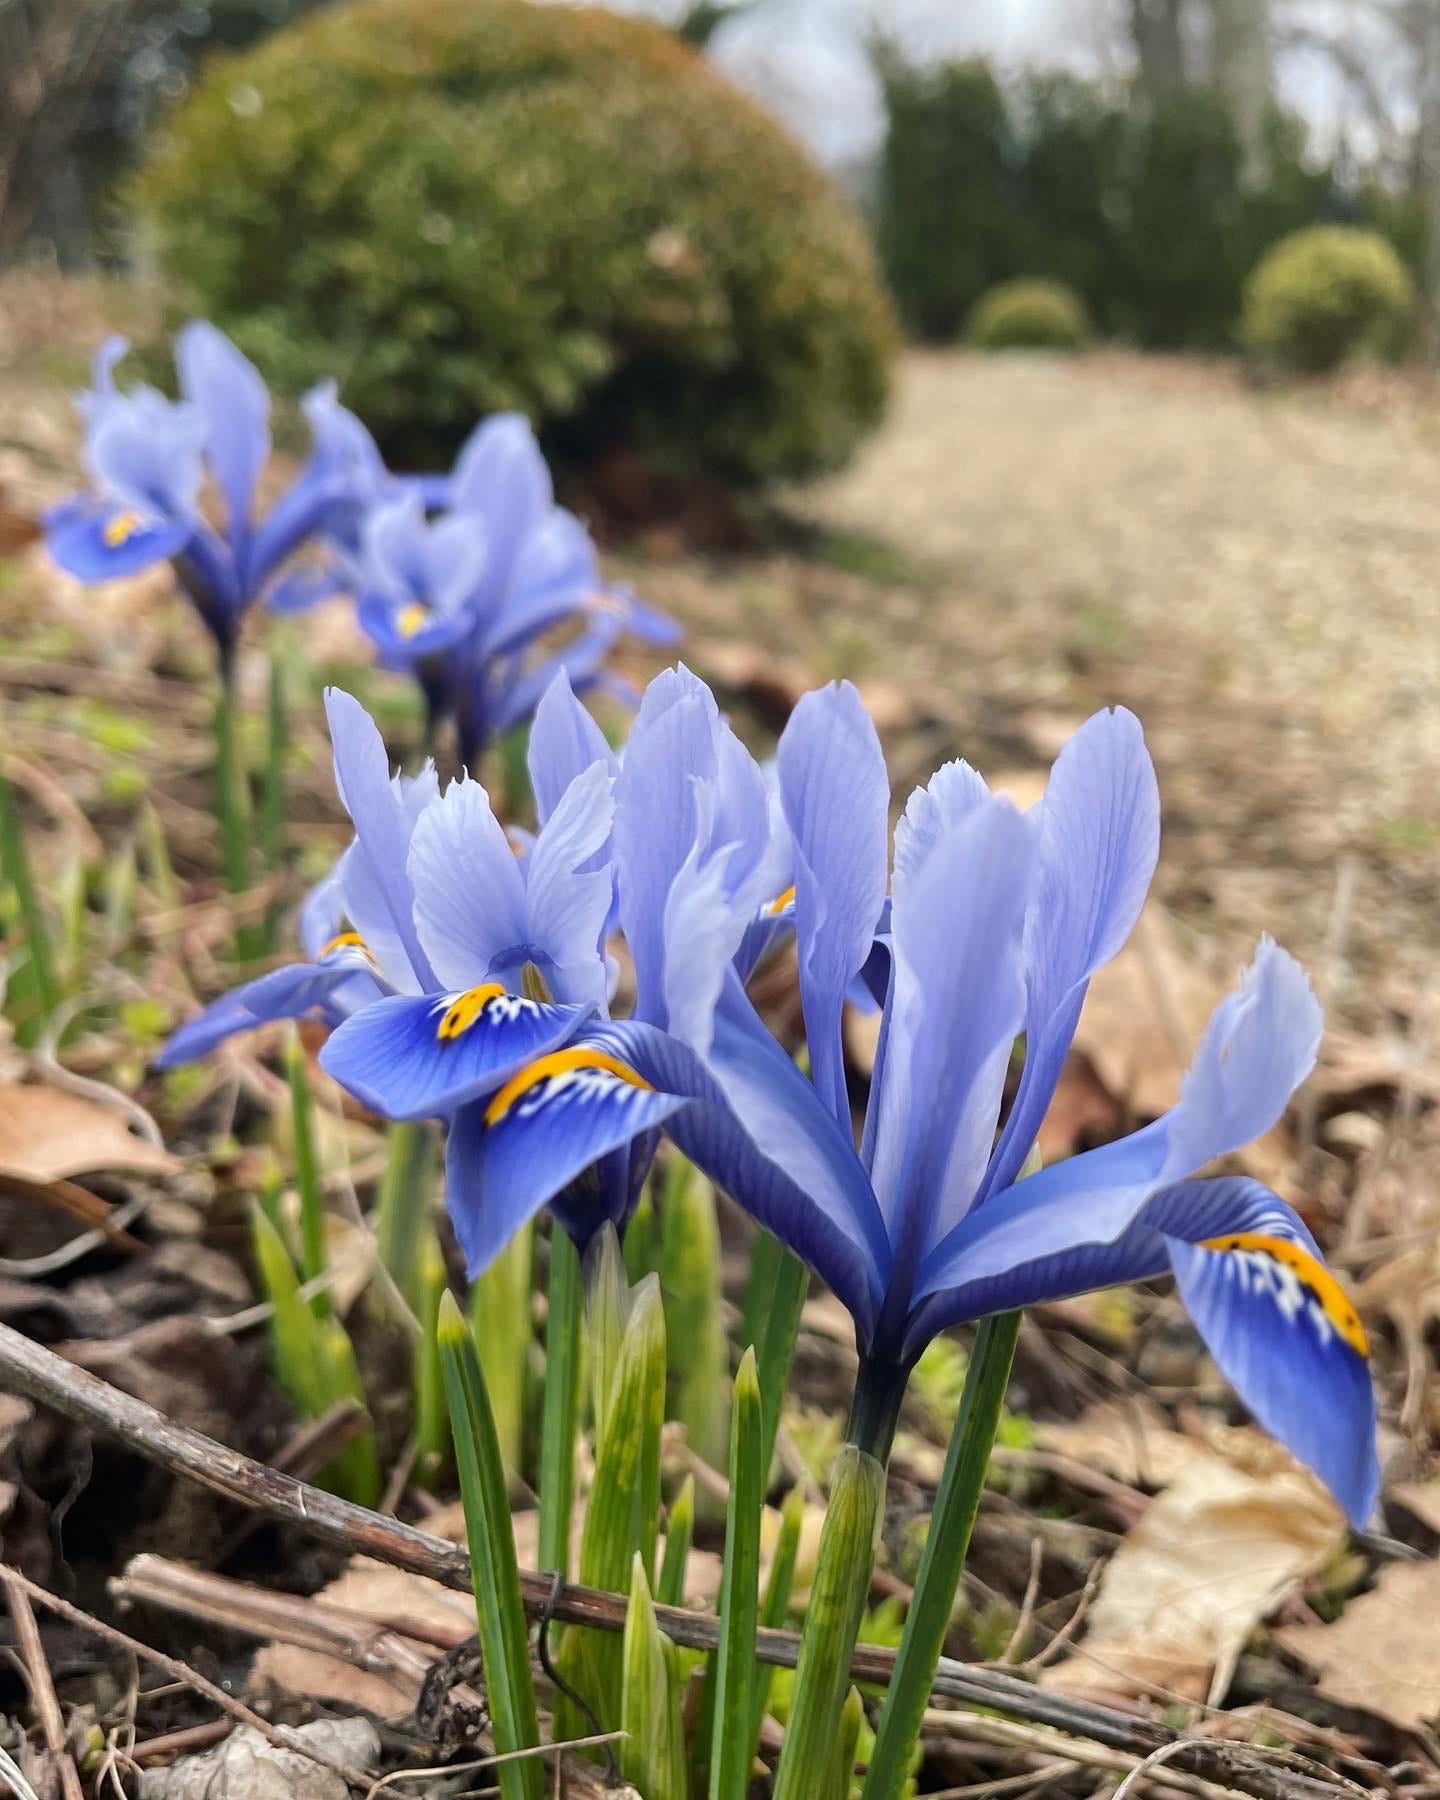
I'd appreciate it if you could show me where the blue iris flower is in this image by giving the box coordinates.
[450,667,1377,1526]
[346,413,679,767]
[44,327,381,675]
[155,677,682,1265]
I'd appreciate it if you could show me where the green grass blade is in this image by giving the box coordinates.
[438,1291,544,1800]
[756,1244,809,1477]
[656,1474,695,1611]
[285,1028,331,1318]
[576,1273,666,1724]
[621,1555,688,1800]
[861,1311,1020,1800]
[771,1446,885,1800]
[708,1346,763,1800]
[317,1316,381,1507]
[827,1685,864,1800]
[748,1479,804,1747]
[0,763,60,1043]
[470,1219,533,1481]
[538,1225,582,1577]
[740,1224,783,1353]
[660,1157,729,1479]
[250,1204,324,1416]
[584,1224,629,1452]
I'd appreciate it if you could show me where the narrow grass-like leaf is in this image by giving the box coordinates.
[756,1244,809,1478]
[771,1446,885,1800]
[470,1219,533,1480]
[317,1316,381,1507]
[137,800,179,926]
[285,1028,331,1318]
[656,1474,695,1611]
[374,1120,437,1308]
[660,1157,729,1479]
[102,838,137,953]
[748,1479,804,1748]
[622,1186,660,1285]
[740,1225,782,1356]
[538,1225,582,1577]
[584,1224,630,1453]
[575,1273,667,1724]
[621,1554,688,1800]
[827,1685,864,1800]
[250,1204,324,1416]
[709,1346,763,1800]
[861,1310,1020,1799]
[0,762,60,1043]
[414,1230,449,1485]
[438,1290,544,1800]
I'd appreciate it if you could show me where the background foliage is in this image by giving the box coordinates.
[873,52,1424,354]
[130,0,896,482]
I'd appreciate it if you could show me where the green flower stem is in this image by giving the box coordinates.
[212,676,251,879]
[285,1029,331,1318]
[861,1310,1021,1800]
[262,657,286,877]
[538,1226,583,1577]
[438,1291,544,1800]
[770,1444,885,1800]
[709,1347,763,1800]
[413,1232,449,1483]
[756,1243,809,1478]
[374,1121,438,1308]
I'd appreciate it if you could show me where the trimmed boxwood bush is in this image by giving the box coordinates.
[1241,225,1415,373]
[967,278,1091,351]
[130,0,895,483]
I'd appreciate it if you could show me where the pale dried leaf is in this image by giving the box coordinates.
[1038,1399,1214,1489]
[1387,1482,1440,1538]
[1043,1454,1343,1703]
[252,1558,473,1721]
[0,1083,178,1184]
[1277,1560,1440,1730]
[138,1719,378,1799]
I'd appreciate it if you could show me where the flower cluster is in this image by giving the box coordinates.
[45,323,674,762]
[161,665,1379,1526]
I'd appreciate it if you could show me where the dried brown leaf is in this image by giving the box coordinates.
[1277,1559,1440,1731]
[1044,1453,1343,1703]
[0,1083,178,1185]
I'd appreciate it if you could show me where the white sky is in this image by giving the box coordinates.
[598,0,1408,170]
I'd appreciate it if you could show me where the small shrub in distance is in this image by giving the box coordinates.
[130,0,895,484]
[1241,225,1415,374]
[966,278,1091,351]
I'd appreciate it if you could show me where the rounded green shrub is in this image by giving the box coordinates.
[1240,225,1415,374]
[966,278,1091,351]
[130,0,895,483]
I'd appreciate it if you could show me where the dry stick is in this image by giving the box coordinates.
[2,1568,86,1800]
[0,1320,1350,1800]
[0,1564,375,1790]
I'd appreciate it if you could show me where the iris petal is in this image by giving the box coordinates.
[445,1053,683,1275]
[978,707,1160,1206]
[155,952,378,1068]
[777,681,890,1124]
[318,988,585,1121]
